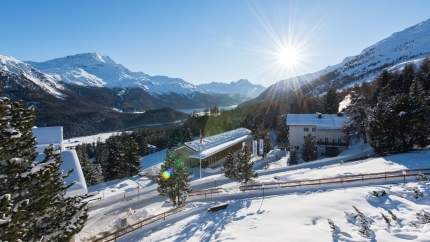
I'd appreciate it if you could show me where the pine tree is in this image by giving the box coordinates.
[302,134,318,162]
[0,97,35,240]
[367,94,414,154]
[104,137,124,180]
[103,136,140,180]
[235,145,257,184]
[263,135,272,157]
[223,153,235,180]
[324,86,339,114]
[366,63,430,154]
[124,137,140,176]
[76,148,103,185]
[288,149,298,165]
[0,97,87,241]
[223,146,257,184]
[27,146,88,241]
[344,91,369,143]
[157,155,191,207]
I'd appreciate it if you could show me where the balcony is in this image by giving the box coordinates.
[317,140,348,147]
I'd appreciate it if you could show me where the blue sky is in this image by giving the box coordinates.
[1,0,429,86]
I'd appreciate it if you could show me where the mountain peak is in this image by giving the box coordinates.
[234,79,251,85]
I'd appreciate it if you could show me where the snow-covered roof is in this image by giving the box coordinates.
[185,128,252,159]
[32,126,63,146]
[286,114,346,130]
[61,150,88,197]
[32,126,88,197]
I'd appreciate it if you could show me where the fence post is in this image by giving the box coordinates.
[262,185,265,199]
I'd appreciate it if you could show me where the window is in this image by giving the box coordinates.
[312,128,316,132]
[304,127,309,132]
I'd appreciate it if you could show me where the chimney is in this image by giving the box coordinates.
[337,112,344,117]
[316,112,322,119]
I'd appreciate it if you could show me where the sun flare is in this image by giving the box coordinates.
[276,45,302,68]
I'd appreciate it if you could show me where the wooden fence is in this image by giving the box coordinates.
[239,168,430,191]
[92,188,222,242]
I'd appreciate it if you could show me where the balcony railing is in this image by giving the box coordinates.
[316,140,348,146]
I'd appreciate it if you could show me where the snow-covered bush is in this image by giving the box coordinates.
[416,210,430,224]
[381,212,391,226]
[327,219,339,233]
[416,173,429,183]
[371,190,387,197]
[352,206,375,239]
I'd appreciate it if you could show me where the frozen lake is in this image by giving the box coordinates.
[176,105,237,114]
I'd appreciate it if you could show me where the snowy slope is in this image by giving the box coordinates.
[0,54,64,97]
[254,17,430,101]
[314,18,430,91]
[28,53,201,95]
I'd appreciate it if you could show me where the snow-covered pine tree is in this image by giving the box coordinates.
[235,145,257,184]
[103,135,140,180]
[302,134,317,162]
[0,97,87,241]
[352,206,374,239]
[0,97,35,240]
[104,137,124,180]
[76,148,103,185]
[263,135,272,157]
[324,85,340,114]
[123,136,140,176]
[409,65,430,148]
[368,93,417,154]
[223,152,235,180]
[157,155,191,207]
[27,146,88,241]
[288,149,298,165]
[344,91,369,143]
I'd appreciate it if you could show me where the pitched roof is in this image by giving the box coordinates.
[185,128,252,159]
[61,150,88,197]
[286,114,346,129]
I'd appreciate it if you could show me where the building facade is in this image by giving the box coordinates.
[173,128,253,168]
[286,113,347,157]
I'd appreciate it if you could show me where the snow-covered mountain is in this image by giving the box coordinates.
[198,79,265,99]
[27,53,200,95]
[312,17,430,92]
[0,55,64,97]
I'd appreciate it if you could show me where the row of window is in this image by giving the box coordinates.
[301,136,344,144]
[304,127,316,132]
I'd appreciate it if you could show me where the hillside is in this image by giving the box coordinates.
[236,17,430,129]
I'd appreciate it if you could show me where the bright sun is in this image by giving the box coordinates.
[276,45,301,68]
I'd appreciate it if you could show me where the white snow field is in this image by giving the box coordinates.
[121,182,430,242]
[78,149,430,241]
[63,131,127,148]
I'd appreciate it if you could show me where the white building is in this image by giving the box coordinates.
[286,113,347,157]
[32,126,88,197]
